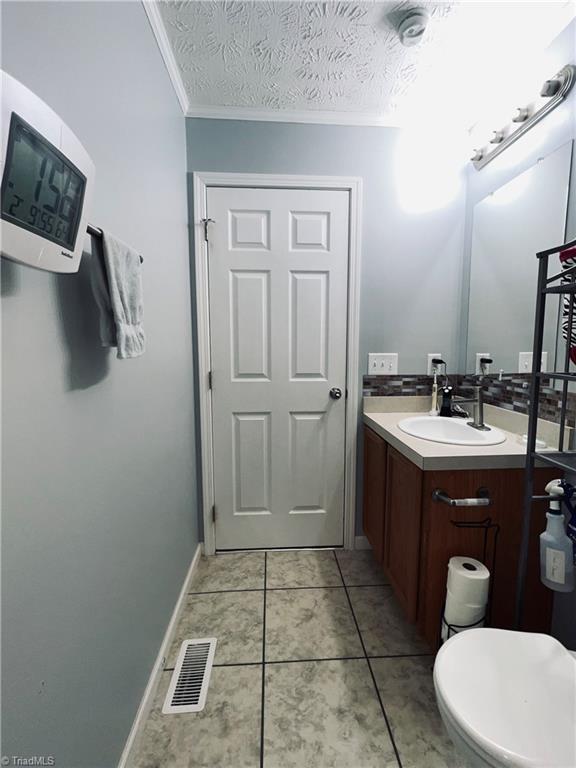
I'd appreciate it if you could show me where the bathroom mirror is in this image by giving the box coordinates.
[466,141,573,374]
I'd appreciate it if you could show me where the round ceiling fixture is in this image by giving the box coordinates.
[397,9,429,47]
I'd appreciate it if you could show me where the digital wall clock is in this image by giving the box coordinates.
[0,70,95,273]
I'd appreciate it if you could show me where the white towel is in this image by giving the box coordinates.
[90,231,145,359]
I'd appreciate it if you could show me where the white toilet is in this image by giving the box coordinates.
[433,628,576,768]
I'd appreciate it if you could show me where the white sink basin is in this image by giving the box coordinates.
[398,416,506,446]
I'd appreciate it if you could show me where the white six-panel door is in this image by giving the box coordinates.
[207,187,349,549]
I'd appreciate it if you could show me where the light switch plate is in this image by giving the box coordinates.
[368,353,398,375]
[518,351,548,372]
[475,352,491,375]
[427,353,442,375]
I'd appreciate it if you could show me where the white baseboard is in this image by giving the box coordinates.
[354,535,371,550]
[117,542,203,767]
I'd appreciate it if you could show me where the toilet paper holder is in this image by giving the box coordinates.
[432,488,491,507]
[441,611,487,641]
[437,516,501,646]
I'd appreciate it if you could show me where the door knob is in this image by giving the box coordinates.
[329,387,342,400]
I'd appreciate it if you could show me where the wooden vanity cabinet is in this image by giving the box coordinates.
[384,446,423,622]
[362,427,387,563]
[362,425,555,649]
[417,467,555,647]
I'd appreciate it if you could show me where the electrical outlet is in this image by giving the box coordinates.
[368,353,398,375]
[475,352,491,375]
[518,351,548,372]
[427,353,442,375]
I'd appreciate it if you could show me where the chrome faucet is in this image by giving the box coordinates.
[453,385,490,431]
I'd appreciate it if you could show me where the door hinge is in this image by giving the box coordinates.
[208,370,213,390]
[211,505,216,523]
[201,217,215,242]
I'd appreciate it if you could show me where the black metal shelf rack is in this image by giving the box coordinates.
[516,235,576,628]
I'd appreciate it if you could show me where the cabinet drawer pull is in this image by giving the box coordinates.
[432,488,491,507]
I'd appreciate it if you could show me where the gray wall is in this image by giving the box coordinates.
[1,3,198,765]
[185,119,466,378]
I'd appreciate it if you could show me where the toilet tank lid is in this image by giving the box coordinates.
[433,628,576,768]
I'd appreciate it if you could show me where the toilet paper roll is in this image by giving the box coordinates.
[443,597,486,628]
[442,593,486,641]
[446,556,490,606]
[441,608,485,641]
[446,587,486,608]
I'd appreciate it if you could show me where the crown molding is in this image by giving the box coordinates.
[142,1,189,115]
[185,103,401,128]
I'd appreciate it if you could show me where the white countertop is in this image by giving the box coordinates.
[363,410,530,471]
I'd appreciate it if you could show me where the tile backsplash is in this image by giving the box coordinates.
[363,373,576,426]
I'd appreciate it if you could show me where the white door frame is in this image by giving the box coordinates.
[193,172,362,556]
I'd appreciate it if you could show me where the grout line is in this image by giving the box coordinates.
[332,551,404,768]
[188,588,264,595]
[259,551,267,768]
[264,655,365,665]
[188,583,390,596]
[369,653,435,660]
[267,584,344,591]
[166,653,432,674]
[162,661,264,672]
[268,583,390,591]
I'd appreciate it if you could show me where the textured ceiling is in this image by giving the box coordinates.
[156,1,576,126]
[158,1,454,119]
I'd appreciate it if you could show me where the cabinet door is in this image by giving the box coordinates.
[418,470,496,648]
[418,468,555,649]
[384,447,424,622]
[362,427,387,562]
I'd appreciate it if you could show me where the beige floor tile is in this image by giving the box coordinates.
[189,552,265,593]
[372,657,466,767]
[165,590,263,668]
[265,587,362,662]
[264,659,399,768]
[131,665,261,768]
[335,549,389,586]
[348,586,431,656]
[266,550,342,588]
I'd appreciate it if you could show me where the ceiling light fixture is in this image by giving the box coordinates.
[397,8,430,47]
[471,64,575,170]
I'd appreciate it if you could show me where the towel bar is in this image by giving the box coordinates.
[87,224,143,263]
[432,488,491,507]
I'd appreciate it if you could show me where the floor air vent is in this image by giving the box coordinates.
[162,638,217,714]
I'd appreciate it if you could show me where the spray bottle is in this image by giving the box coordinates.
[540,479,575,592]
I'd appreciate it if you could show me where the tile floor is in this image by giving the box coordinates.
[131,549,465,768]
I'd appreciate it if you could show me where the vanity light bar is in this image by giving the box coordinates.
[471,64,575,170]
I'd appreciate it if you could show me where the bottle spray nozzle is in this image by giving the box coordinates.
[545,479,564,496]
[545,479,565,513]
